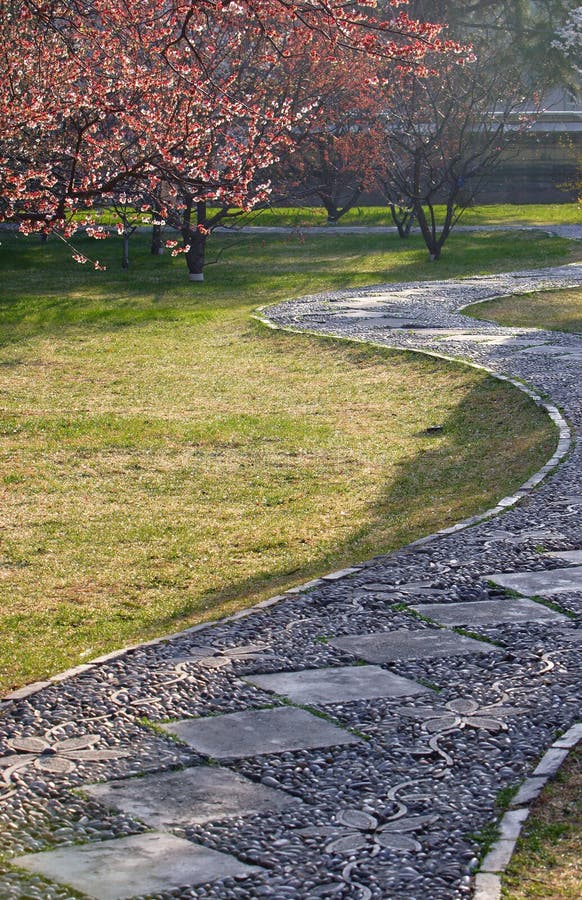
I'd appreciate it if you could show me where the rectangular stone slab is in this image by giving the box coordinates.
[14,832,261,900]
[355,316,419,328]
[245,665,432,704]
[515,345,572,355]
[544,550,582,564]
[331,629,499,663]
[489,567,582,597]
[161,706,361,759]
[410,598,567,626]
[340,310,410,319]
[82,766,300,828]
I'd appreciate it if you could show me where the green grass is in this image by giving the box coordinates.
[502,746,582,899]
[0,228,571,691]
[82,202,581,229]
[466,287,582,334]
[236,203,581,228]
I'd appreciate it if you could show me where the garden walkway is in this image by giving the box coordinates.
[1,260,582,900]
[216,223,582,241]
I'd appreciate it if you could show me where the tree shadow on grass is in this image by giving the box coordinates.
[137,368,556,637]
[1,231,576,349]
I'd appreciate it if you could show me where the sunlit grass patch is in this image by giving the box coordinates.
[0,231,565,690]
[466,288,582,334]
[217,203,581,228]
[502,746,582,899]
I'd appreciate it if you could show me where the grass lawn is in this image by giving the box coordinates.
[85,202,581,229]
[235,203,581,228]
[502,747,582,899]
[466,288,582,334]
[0,228,573,691]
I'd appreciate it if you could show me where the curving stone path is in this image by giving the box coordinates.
[1,262,582,900]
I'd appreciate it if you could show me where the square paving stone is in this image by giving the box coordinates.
[245,665,432,704]
[553,628,582,643]
[489,567,582,597]
[330,629,500,663]
[360,317,419,328]
[515,345,571,356]
[14,832,261,900]
[82,766,300,828]
[502,530,566,545]
[545,550,582,564]
[410,598,567,626]
[161,706,361,759]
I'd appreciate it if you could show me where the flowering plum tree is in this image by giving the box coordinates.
[1,0,454,276]
[269,45,388,223]
[1,2,296,245]
[554,6,582,78]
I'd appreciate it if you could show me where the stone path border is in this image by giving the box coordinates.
[215,224,582,242]
[473,722,582,900]
[1,255,582,899]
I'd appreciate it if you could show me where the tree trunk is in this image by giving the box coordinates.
[320,187,362,224]
[151,223,163,255]
[181,198,207,281]
[414,202,441,260]
[389,204,415,239]
[321,196,341,224]
[122,232,129,269]
[183,228,207,280]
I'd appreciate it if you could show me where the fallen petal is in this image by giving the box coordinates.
[63,749,129,761]
[199,657,231,669]
[465,716,506,732]
[424,715,459,733]
[0,754,36,768]
[224,643,270,657]
[380,815,437,834]
[35,756,75,774]
[56,735,100,752]
[480,706,525,718]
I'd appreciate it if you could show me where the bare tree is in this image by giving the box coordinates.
[375,55,534,260]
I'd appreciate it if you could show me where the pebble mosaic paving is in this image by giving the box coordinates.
[2,259,582,900]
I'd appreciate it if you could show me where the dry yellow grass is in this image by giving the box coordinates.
[467,287,582,334]
[0,231,562,690]
[502,747,582,899]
